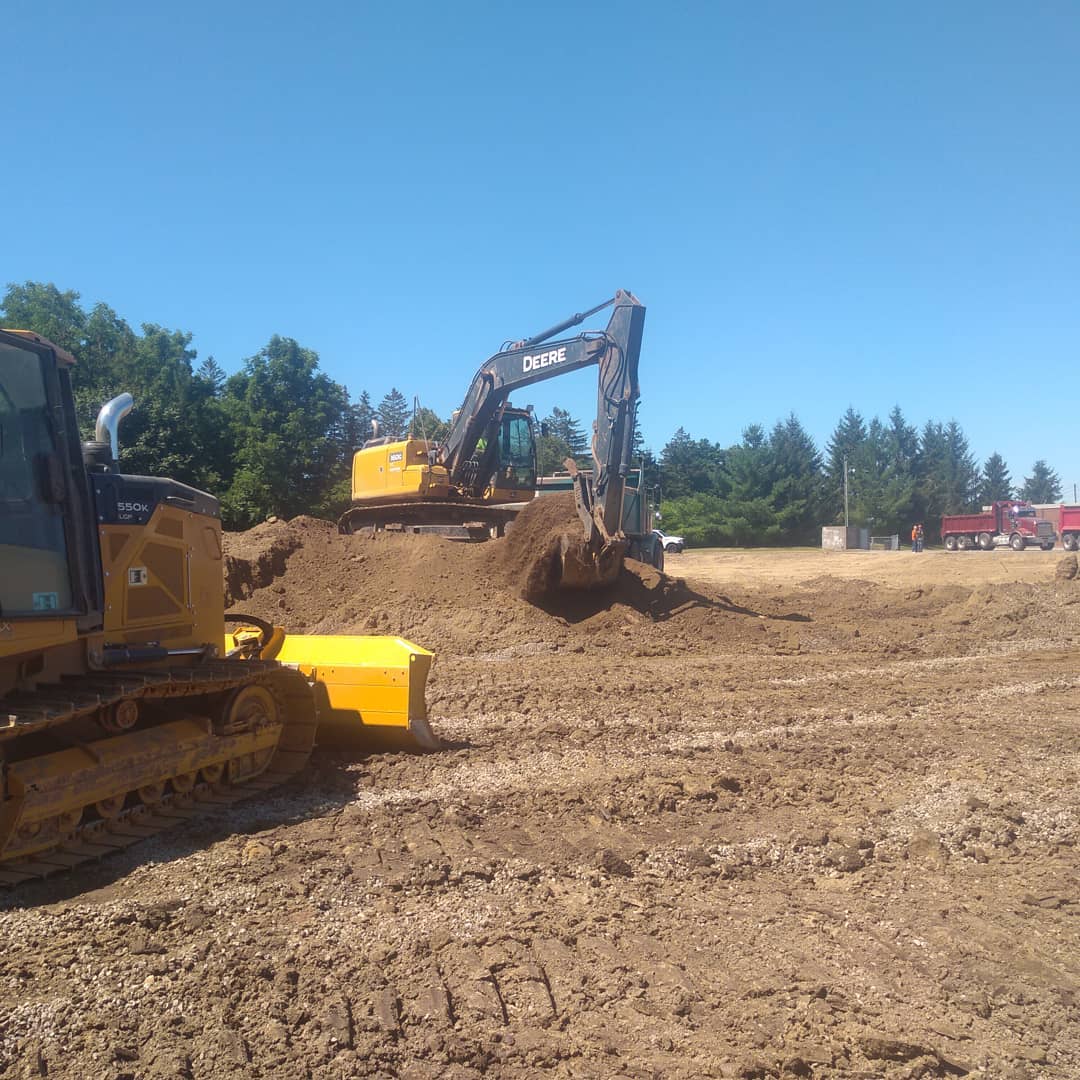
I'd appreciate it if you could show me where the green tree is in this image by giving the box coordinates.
[537,433,575,475]
[716,424,780,544]
[348,390,376,446]
[767,413,825,542]
[845,414,921,535]
[660,416,825,547]
[2,283,227,492]
[842,417,888,530]
[917,419,979,537]
[377,388,410,439]
[941,420,980,512]
[409,406,449,445]
[1019,460,1062,503]
[980,453,1013,504]
[876,405,920,533]
[76,302,141,399]
[659,427,724,500]
[222,336,351,527]
[0,281,86,354]
[196,356,226,393]
[631,409,645,460]
[824,407,867,521]
[543,407,588,460]
[114,326,227,492]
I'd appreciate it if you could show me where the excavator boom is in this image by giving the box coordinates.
[440,290,645,545]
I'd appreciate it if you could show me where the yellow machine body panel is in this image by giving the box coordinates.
[351,438,451,504]
[485,480,535,504]
[264,633,438,750]
[99,503,225,649]
[0,616,78,665]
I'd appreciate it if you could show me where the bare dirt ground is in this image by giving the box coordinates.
[678,546,1064,589]
[2,511,1079,1080]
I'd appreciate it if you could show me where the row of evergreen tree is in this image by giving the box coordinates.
[2,282,1066,540]
[654,408,1064,547]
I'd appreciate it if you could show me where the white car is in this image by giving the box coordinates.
[653,529,685,553]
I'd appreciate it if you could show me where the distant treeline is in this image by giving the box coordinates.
[653,410,1062,548]
[2,282,1064,539]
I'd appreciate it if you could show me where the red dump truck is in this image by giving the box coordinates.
[941,500,1057,552]
[1060,505,1080,552]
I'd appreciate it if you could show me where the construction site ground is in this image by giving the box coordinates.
[3,508,1079,1080]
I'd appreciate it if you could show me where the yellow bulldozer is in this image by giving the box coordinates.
[0,329,436,886]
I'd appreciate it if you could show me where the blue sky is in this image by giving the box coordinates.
[5,1,1079,496]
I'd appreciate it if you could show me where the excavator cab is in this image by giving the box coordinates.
[481,407,537,501]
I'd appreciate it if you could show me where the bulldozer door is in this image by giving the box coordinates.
[0,339,75,615]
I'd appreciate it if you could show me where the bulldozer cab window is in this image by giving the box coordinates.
[0,343,73,614]
[498,414,536,489]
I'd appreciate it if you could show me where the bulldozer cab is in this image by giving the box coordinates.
[0,333,80,616]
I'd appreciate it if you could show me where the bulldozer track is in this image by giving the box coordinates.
[0,660,317,889]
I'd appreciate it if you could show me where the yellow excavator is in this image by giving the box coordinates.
[0,329,435,885]
[342,290,663,584]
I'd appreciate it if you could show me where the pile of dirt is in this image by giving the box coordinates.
[221,512,1079,674]
[1055,553,1078,582]
[223,515,312,605]
[219,511,807,661]
[494,492,584,600]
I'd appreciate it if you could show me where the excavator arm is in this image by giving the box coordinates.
[440,290,645,543]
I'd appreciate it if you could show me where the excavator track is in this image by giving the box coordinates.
[0,660,318,888]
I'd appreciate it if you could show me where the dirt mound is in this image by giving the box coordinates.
[220,512,1079,675]
[222,515,333,605]
[219,511,806,661]
[495,492,584,600]
[1055,553,1078,582]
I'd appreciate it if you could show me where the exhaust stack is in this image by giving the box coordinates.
[94,394,134,461]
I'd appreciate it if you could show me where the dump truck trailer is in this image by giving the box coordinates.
[941,500,1056,552]
[1059,505,1080,552]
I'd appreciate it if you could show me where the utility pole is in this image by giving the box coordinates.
[843,454,850,528]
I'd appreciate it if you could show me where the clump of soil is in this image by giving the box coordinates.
[1055,553,1078,582]
[495,492,589,601]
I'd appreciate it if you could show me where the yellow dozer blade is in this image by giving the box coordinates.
[251,630,438,752]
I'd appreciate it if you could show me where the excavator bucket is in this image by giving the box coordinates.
[558,535,626,591]
[244,630,438,752]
